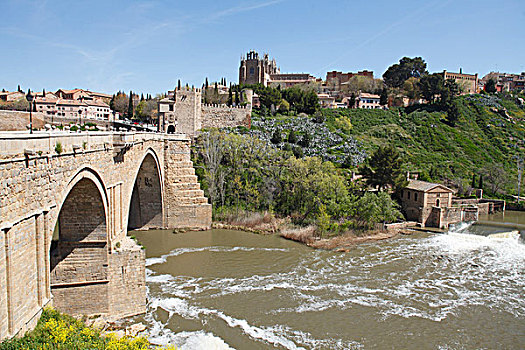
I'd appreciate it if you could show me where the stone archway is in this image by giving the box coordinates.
[50,177,109,316]
[128,153,163,230]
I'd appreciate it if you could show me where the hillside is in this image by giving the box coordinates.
[233,93,525,197]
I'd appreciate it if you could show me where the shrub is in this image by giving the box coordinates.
[55,142,63,154]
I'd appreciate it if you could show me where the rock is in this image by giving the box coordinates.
[126,323,146,336]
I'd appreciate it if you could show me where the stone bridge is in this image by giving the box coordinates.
[0,131,211,340]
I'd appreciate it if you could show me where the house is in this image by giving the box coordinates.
[317,93,336,109]
[355,92,385,109]
[401,179,503,228]
[0,91,25,102]
[441,69,478,94]
[401,180,454,227]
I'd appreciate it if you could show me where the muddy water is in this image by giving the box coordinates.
[131,215,525,349]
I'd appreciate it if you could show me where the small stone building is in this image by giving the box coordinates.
[401,180,454,228]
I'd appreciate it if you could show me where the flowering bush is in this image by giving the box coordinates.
[0,308,176,350]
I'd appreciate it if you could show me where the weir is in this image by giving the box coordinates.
[0,131,211,340]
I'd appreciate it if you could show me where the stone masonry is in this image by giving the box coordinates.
[0,131,211,340]
[158,88,252,137]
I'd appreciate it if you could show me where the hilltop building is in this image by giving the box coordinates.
[325,70,374,97]
[239,50,316,88]
[33,89,112,120]
[482,71,525,92]
[440,69,479,94]
[0,91,25,102]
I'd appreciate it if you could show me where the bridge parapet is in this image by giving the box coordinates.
[0,131,188,159]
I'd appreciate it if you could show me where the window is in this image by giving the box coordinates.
[249,67,255,75]
[169,104,174,111]
[415,193,418,201]
[408,191,411,200]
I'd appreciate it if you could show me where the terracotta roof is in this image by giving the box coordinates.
[359,92,380,99]
[405,179,454,193]
[56,99,87,107]
[84,99,110,107]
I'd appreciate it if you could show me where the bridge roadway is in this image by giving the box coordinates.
[0,131,211,340]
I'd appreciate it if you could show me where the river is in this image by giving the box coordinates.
[130,212,525,349]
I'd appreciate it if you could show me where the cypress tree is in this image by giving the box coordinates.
[479,175,483,189]
[235,90,240,105]
[178,80,181,90]
[127,91,133,119]
[287,130,297,144]
[205,78,209,90]
[17,85,21,92]
[42,88,46,96]
[228,83,233,106]
[140,93,144,101]
[214,82,218,94]
[471,174,476,188]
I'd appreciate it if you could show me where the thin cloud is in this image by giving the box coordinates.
[206,0,284,22]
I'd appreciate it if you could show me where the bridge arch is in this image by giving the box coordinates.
[49,168,110,316]
[127,148,164,230]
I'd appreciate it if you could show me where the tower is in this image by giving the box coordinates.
[239,51,279,86]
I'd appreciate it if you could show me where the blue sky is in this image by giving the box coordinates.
[1,0,524,95]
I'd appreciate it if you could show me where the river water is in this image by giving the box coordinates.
[131,213,525,349]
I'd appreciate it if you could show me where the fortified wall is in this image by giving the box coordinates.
[201,104,251,129]
[158,88,252,137]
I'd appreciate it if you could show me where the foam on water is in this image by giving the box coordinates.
[141,229,524,348]
[145,246,289,267]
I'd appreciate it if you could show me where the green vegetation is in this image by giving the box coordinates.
[55,142,63,154]
[194,130,402,234]
[0,308,175,350]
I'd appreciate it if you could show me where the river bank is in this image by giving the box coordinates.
[211,210,416,250]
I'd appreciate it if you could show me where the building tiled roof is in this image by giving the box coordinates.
[84,99,110,107]
[359,92,380,99]
[56,99,87,107]
[405,179,453,193]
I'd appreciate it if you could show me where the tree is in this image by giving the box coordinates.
[482,163,508,194]
[471,174,477,188]
[228,84,233,106]
[127,91,134,119]
[298,133,311,147]
[479,175,483,189]
[292,146,303,158]
[485,78,497,93]
[419,73,444,104]
[445,100,461,126]
[380,88,388,106]
[349,93,356,108]
[383,57,428,88]
[17,85,21,92]
[360,145,407,191]
[235,90,240,105]
[259,87,281,111]
[135,99,157,122]
[270,130,282,144]
[287,130,297,144]
[111,92,128,116]
[177,80,181,90]
[353,192,403,229]
[200,130,226,206]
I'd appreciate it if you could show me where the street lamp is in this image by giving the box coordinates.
[26,90,34,134]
